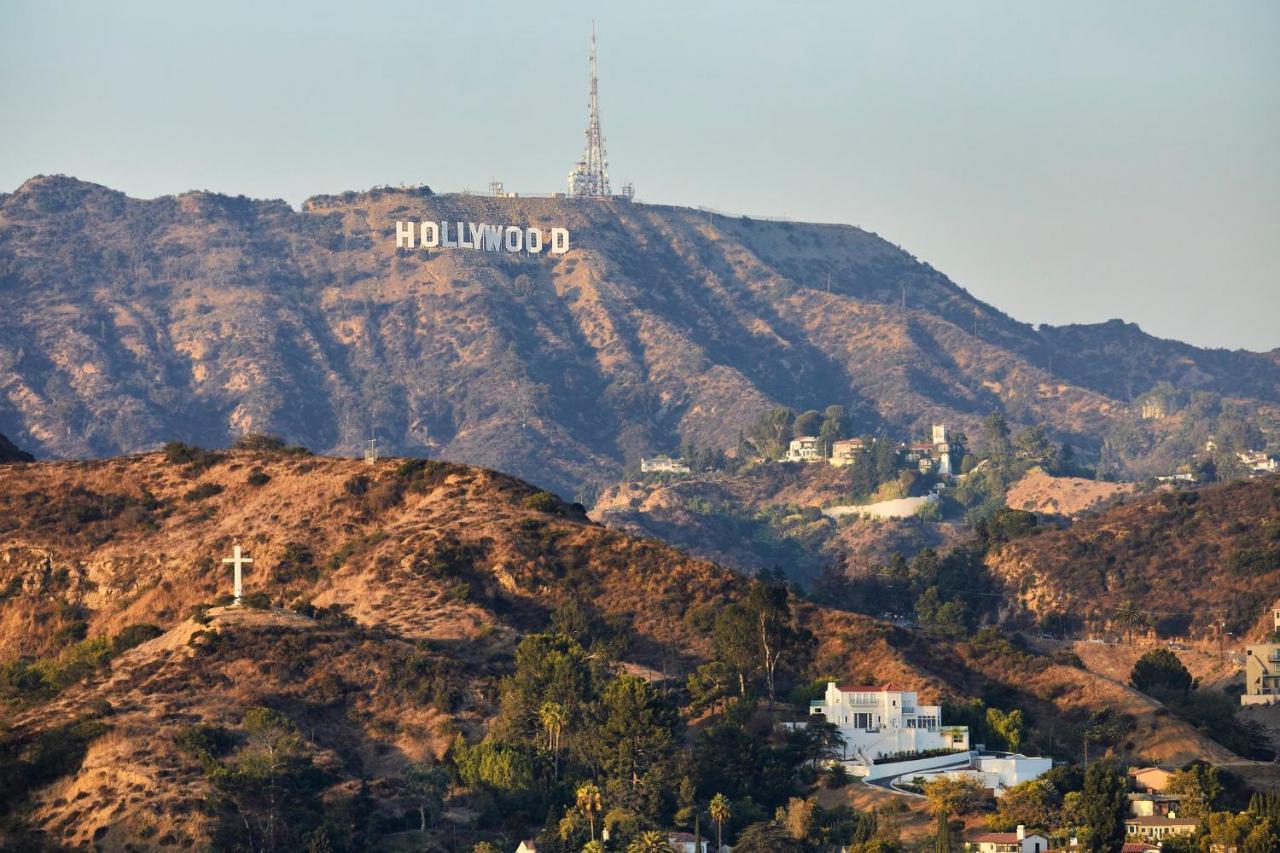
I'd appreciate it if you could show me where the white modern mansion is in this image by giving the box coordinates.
[809,682,969,762]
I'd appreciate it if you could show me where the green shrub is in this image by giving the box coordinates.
[246,470,271,487]
[522,491,559,514]
[175,723,234,761]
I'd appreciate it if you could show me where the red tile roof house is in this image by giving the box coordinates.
[966,825,1048,853]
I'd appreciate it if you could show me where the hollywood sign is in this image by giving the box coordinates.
[395,221,569,254]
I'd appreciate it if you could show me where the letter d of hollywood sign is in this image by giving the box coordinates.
[395,221,569,255]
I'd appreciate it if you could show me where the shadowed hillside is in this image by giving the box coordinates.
[0,432,32,463]
[2,176,1277,498]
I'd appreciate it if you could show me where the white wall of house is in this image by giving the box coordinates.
[976,755,1053,792]
[809,682,969,762]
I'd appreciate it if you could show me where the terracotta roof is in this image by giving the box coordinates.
[1122,844,1160,853]
[835,683,894,692]
[970,832,1023,843]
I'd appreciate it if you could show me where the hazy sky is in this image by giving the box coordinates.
[2,1,1277,351]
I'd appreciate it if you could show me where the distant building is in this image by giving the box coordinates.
[666,833,709,853]
[515,842,538,853]
[1239,450,1279,473]
[808,682,968,762]
[1127,766,1173,794]
[785,436,823,463]
[1272,599,1280,633]
[932,424,949,445]
[919,754,1051,797]
[640,455,691,474]
[1140,399,1167,420]
[829,437,867,468]
[1123,815,1198,841]
[1242,643,1280,705]
[967,826,1048,853]
[1127,793,1182,818]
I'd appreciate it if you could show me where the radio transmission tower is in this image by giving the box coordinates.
[567,22,611,198]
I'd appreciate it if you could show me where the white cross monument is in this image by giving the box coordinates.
[222,544,253,605]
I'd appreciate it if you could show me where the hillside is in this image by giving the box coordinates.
[2,175,1278,498]
[1004,467,1135,517]
[987,474,1280,639]
[0,452,1250,849]
[591,462,966,575]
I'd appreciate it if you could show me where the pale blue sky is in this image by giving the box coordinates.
[2,1,1277,351]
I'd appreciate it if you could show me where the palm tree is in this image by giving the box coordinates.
[1113,600,1147,645]
[539,700,568,780]
[577,782,603,842]
[709,793,731,852]
[626,831,675,853]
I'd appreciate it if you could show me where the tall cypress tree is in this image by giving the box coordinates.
[935,808,952,853]
[1082,760,1127,852]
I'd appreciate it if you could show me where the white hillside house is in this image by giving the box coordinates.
[785,436,823,462]
[809,682,969,762]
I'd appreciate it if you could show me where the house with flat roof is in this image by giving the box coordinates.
[1242,643,1280,706]
[640,455,691,474]
[808,682,968,762]
[1124,815,1198,841]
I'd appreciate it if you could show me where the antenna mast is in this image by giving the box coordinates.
[568,22,612,198]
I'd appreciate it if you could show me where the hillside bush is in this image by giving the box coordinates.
[184,482,224,502]
[242,592,272,610]
[163,441,223,473]
[246,469,271,487]
[110,623,163,654]
[233,433,285,451]
[522,490,560,514]
[1130,648,1194,698]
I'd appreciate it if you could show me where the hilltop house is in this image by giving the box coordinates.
[515,841,538,853]
[640,455,691,474]
[829,437,867,467]
[1242,643,1280,705]
[808,682,969,762]
[966,826,1047,853]
[785,436,823,463]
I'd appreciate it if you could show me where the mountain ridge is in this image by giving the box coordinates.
[2,174,1277,497]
